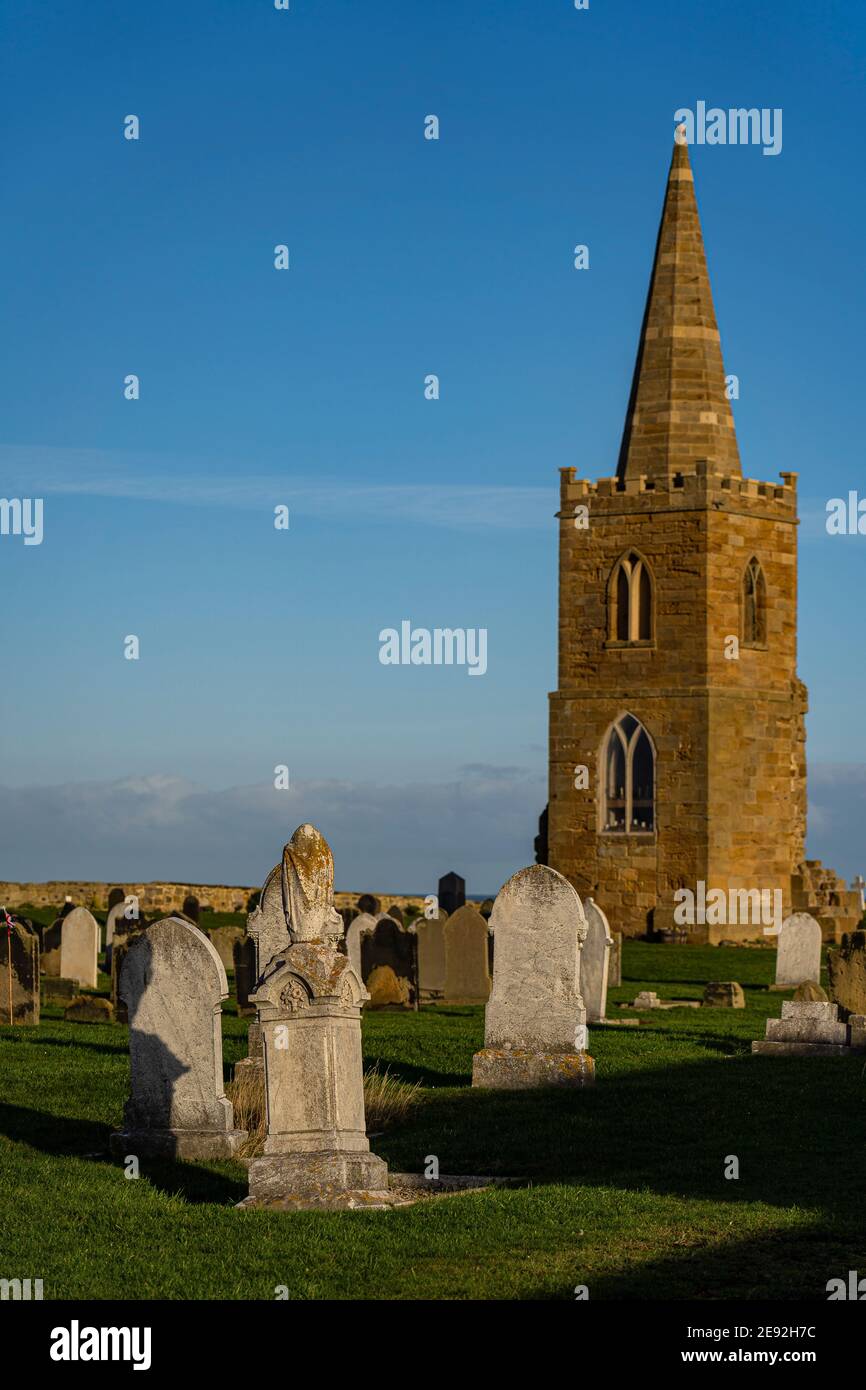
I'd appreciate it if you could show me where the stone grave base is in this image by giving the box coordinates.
[238,1171,520,1212]
[752,1001,866,1057]
[241,1150,391,1210]
[471,1047,594,1090]
[42,977,76,1001]
[768,983,817,992]
[590,1017,641,1028]
[109,1128,247,1161]
[751,1041,851,1057]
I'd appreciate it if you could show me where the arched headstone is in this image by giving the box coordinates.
[444,905,490,1003]
[417,917,446,1001]
[582,899,613,1023]
[111,916,245,1160]
[60,907,99,989]
[1,920,39,1025]
[773,913,822,989]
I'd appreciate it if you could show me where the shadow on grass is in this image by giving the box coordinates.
[22,1035,129,1057]
[0,1101,245,1205]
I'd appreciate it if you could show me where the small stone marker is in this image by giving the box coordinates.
[772,913,822,990]
[241,825,390,1208]
[472,865,594,1090]
[752,1000,860,1056]
[65,996,114,1024]
[793,980,828,1003]
[43,976,75,1003]
[209,926,243,975]
[582,898,613,1023]
[827,930,866,1016]
[1,919,40,1025]
[366,964,409,1008]
[703,981,745,1008]
[416,916,446,1000]
[40,918,63,976]
[443,905,490,1003]
[111,916,246,1160]
[609,931,623,987]
[60,907,99,989]
[633,990,660,1009]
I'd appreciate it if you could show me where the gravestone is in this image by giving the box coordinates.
[827,931,866,1016]
[104,901,129,949]
[609,931,623,987]
[111,923,146,1024]
[58,898,75,920]
[472,865,594,1089]
[443,905,490,1003]
[111,916,246,1160]
[182,894,200,924]
[233,936,257,1017]
[107,887,126,912]
[43,976,75,1003]
[241,824,390,1208]
[210,926,244,975]
[581,898,613,1023]
[60,907,99,989]
[345,912,377,980]
[479,899,495,921]
[246,860,291,984]
[703,981,745,1008]
[40,918,63,976]
[772,913,822,990]
[752,999,857,1056]
[438,872,465,917]
[65,996,114,1024]
[416,917,446,1001]
[0,920,40,1025]
[385,904,404,925]
[361,917,417,1009]
[357,894,380,916]
[366,964,409,1009]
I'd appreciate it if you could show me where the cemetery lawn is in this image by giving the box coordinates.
[1,941,863,1301]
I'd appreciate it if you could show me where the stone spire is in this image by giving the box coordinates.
[615,131,741,482]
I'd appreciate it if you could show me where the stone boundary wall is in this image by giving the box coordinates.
[0,881,474,917]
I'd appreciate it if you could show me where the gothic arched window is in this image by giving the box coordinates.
[743,557,767,647]
[601,713,655,833]
[609,552,653,643]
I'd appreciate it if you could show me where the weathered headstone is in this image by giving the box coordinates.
[472,865,594,1089]
[582,898,613,1023]
[107,887,126,912]
[111,916,246,1159]
[357,894,380,916]
[416,916,446,1001]
[366,964,409,1008]
[232,936,257,1017]
[443,905,490,1003]
[241,825,390,1208]
[182,894,200,924]
[703,981,745,1008]
[752,999,855,1056]
[210,926,244,975]
[361,917,417,1009]
[43,976,75,1003]
[60,907,99,989]
[772,913,822,990]
[609,931,623,987]
[111,924,145,1024]
[438,872,465,917]
[385,904,404,925]
[40,918,63,976]
[479,899,495,921]
[104,901,128,949]
[827,930,866,1016]
[345,912,377,980]
[1,920,40,1025]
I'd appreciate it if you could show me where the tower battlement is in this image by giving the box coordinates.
[559,464,798,521]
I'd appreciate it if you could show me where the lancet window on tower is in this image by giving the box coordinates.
[601,713,655,833]
[742,557,767,647]
[608,552,653,643]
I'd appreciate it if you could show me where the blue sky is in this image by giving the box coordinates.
[2,0,865,893]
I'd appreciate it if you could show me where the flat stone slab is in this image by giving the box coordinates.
[590,1017,641,1028]
[472,1048,594,1089]
[766,1017,848,1045]
[751,1041,852,1057]
[618,1000,701,1011]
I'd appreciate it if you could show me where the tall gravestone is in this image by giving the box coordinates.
[582,899,613,1023]
[233,936,257,1017]
[444,905,490,1003]
[111,916,245,1160]
[417,917,446,1001]
[772,913,822,990]
[608,931,623,987]
[438,872,465,917]
[60,907,99,989]
[472,865,594,1089]
[1,920,40,1025]
[361,917,417,1009]
[345,912,377,980]
[40,918,63,976]
[182,894,200,924]
[241,824,390,1208]
[210,926,243,975]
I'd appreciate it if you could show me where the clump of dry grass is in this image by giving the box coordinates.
[226,1062,421,1159]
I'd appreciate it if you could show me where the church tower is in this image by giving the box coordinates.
[547,133,810,942]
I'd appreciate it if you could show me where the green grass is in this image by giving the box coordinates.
[0,942,863,1300]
